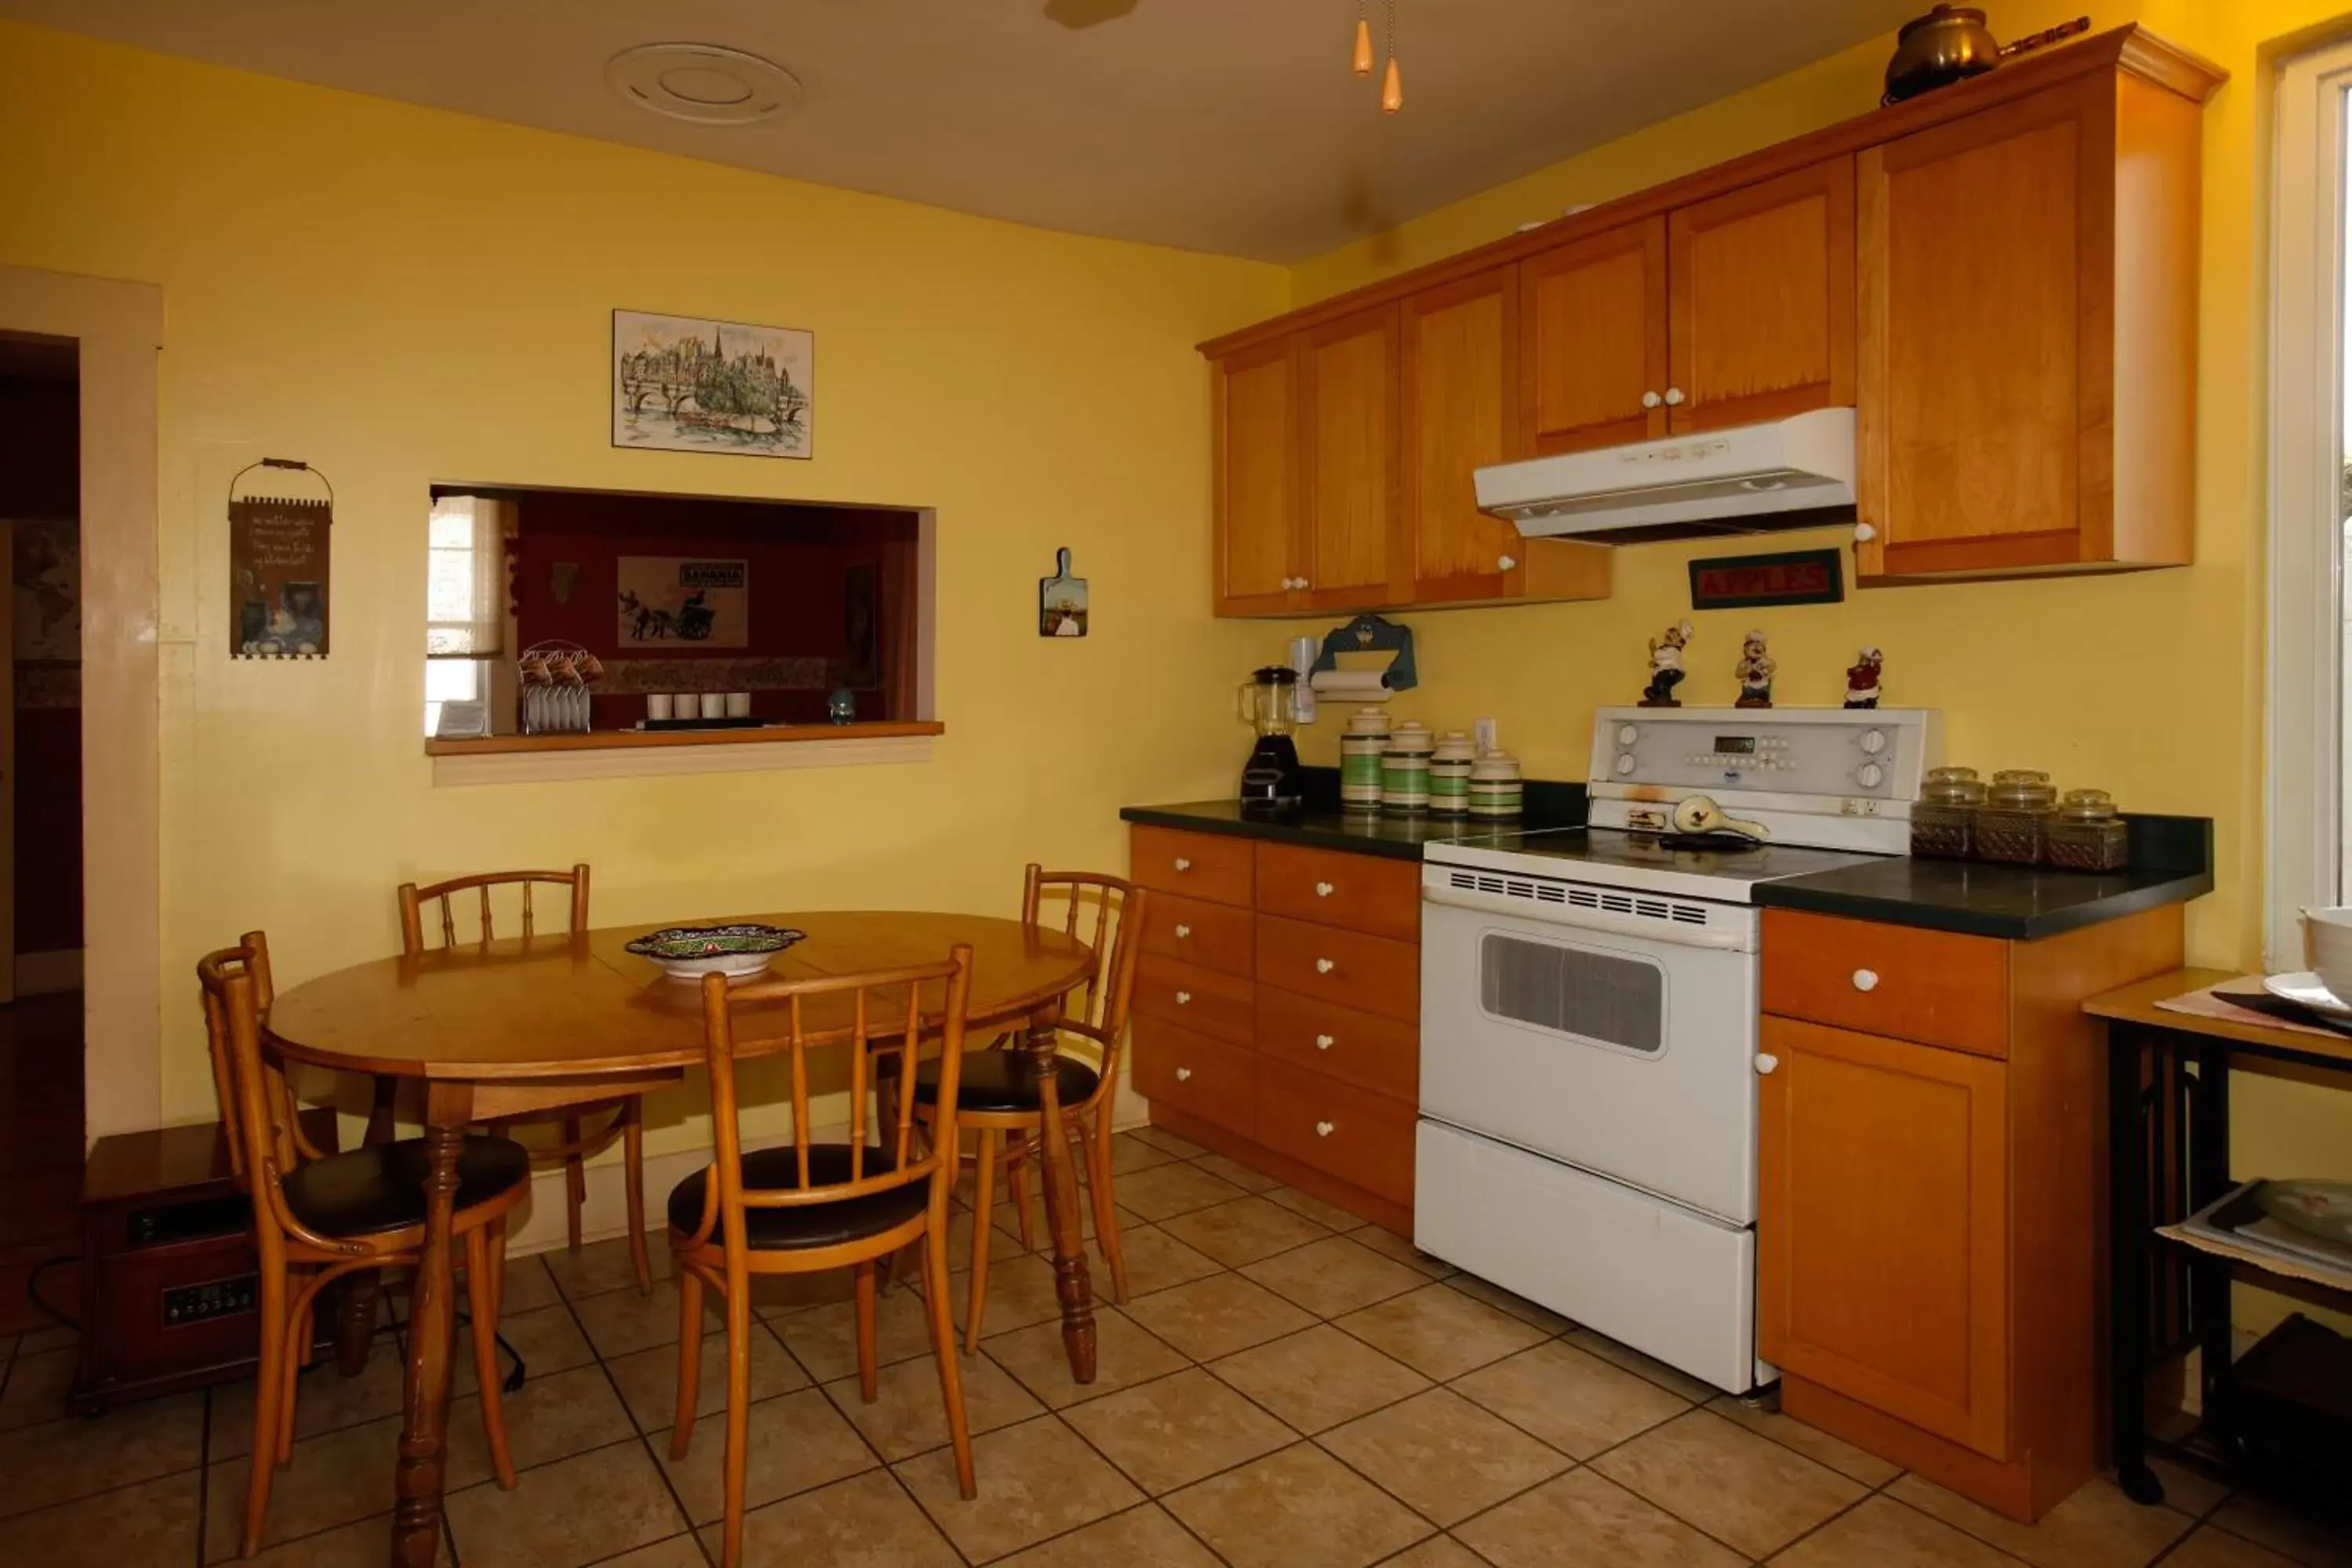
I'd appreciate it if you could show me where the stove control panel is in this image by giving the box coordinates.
[1588,706,1940,805]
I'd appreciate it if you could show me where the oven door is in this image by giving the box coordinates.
[1418,870,1759,1225]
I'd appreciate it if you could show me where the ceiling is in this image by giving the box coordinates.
[0,0,1923,262]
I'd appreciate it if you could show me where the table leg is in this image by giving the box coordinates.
[2108,1025,2164,1507]
[1025,1005,1096,1383]
[391,1086,470,1567]
[336,1073,401,1376]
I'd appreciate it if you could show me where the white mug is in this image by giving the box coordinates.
[725,691,751,718]
[699,692,727,720]
[646,694,673,721]
[2300,906,2352,1002]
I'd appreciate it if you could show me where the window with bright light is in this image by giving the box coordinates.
[423,495,502,736]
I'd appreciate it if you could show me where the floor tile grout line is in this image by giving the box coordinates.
[193,1381,214,1568]
[549,1250,710,1549]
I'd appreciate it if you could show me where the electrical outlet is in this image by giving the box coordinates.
[1474,717,1499,754]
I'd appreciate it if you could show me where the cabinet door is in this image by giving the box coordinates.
[1213,339,1303,615]
[1759,1015,2011,1458]
[1519,218,1668,456]
[1856,82,2098,578]
[1668,157,1855,433]
[1399,267,1523,601]
[1298,304,1399,608]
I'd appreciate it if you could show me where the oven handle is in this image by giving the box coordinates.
[1421,885,1758,952]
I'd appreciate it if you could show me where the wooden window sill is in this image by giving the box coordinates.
[426,721,943,786]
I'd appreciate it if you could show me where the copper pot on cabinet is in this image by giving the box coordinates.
[1881,6,2090,105]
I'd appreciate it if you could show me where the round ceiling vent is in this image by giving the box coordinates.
[605,44,801,126]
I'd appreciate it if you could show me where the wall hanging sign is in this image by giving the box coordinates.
[1687,546,1844,611]
[1040,547,1087,637]
[612,309,814,459]
[228,457,332,659]
[616,557,749,647]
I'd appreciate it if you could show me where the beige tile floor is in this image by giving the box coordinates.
[3,1124,2347,1567]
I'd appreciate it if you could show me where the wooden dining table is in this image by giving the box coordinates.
[263,910,1104,1568]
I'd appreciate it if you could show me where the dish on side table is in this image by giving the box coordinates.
[2262,971,2352,1020]
[626,923,806,982]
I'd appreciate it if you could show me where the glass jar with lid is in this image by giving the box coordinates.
[1911,766,1984,860]
[1975,769,2056,865]
[2045,789,2129,872]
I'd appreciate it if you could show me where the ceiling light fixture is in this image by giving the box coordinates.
[605,43,802,127]
[1382,0,1403,113]
[1352,2,1374,75]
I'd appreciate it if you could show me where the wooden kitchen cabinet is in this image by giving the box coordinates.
[1519,219,1668,456]
[1211,337,1301,616]
[1668,157,1856,433]
[1297,303,1401,611]
[1399,267,1524,602]
[1855,68,2207,579]
[1757,903,2185,1522]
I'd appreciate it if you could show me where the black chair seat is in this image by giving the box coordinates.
[667,1145,928,1251]
[914,1051,1099,1114]
[281,1135,532,1237]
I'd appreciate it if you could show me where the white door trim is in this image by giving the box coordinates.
[0,266,163,1141]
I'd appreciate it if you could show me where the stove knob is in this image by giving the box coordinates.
[1856,762,1885,789]
[1616,753,1636,775]
[1860,729,1887,755]
[1617,724,1639,746]
[1754,1053,1780,1076]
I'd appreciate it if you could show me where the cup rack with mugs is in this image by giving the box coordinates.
[517,641,601,735]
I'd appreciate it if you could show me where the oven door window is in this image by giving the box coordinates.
[1478,931,1666,1055]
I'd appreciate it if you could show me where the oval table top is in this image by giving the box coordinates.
[263,910,1097,1081]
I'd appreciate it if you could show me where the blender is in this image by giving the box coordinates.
[1238,666,1304,811]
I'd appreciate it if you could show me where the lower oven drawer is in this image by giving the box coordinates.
[1132,1017,1254,1138]
[1254,1058,1415,1207]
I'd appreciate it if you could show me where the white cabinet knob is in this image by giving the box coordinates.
[1852,968,1879,993]
[1316,1120,1335,1138]
[1754,1053,1780,1076]
[1174,857,1192,873]
[1175,990,1192,1005]
[1315,881,1334,898]
[1175,1066,1192,1081]
[1664,387,1686,406]
[1641,390,1663,409]
[1316,958,1336,975]
[1497,554,1517,572]
[1297,577,1312,590]
[1853,521,1878,543]
[1174,924,1192,939]
[1316,1033,1335,1051]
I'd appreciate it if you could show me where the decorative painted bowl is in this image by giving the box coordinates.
[626,924,805,982]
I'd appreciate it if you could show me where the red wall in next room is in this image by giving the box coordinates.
[510,492,916,726]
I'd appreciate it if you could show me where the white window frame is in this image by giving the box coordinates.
[2268,38,2352,968]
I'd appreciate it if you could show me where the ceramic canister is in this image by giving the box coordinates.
[1428,731,1477,816]
[1468,752,1524,819]
[1382,720,1437,815]
[1340,708,1391,811]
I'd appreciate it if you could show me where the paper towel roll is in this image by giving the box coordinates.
[1310,670,1394,702]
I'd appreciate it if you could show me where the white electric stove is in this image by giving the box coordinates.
[1414,705,1939,1394]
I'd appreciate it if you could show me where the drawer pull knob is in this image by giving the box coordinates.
[1174,924,1192,939]
[1851,967,1879,993]
[1497,554,1516,572]
[1175,990,1192,1005]
[1315,881,1334,897]
[1316,1033,1335,1050]
[1642,390,1663,409]
[1754,1053,1779,1076]
[1174,857,1193,873]
[1316,1120,1335,1138]
[1175,1066,1192,1082]
[1316,958,1336,975]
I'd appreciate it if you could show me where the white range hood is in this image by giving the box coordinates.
[1474,407,1856,543]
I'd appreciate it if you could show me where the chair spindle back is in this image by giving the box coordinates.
[1022,866,1144,1037]
[397,865,591,954]
[198,933,293,1200]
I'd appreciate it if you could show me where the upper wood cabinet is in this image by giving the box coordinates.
[1298,305,1401,611]
[1669,158,1857,432]
[1855,70,2203,579]
[1521,220,1668,456]
[1401,268,1526,602]
[1212,339,1301,617]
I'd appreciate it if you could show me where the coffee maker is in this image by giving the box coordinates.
[1238,666,1304,811]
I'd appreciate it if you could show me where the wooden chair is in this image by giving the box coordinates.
[397,865,652,1293]
[199,934,531,1559]
[919,868,1145,1350]
[670,946,978,1568]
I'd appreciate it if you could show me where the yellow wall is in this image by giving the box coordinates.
[0,22,1286,1145]
[1283,2,2352,1329]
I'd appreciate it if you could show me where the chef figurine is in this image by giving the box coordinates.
[1843,645,1884,710]
[1640,620,1694,708]
[1733,630,1776,710]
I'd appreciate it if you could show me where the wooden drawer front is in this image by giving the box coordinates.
[1256,843,1422,942]
[1132,1018,1255,1139]
[1254,1059,1416,1207]
[1131,826,1254,909]
[1132,955,1255,1046]
[1256,916,1420,1025]
[1258,985,1418,1104]
[1762,909,2009,1058]
[1141,892,1255,979]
